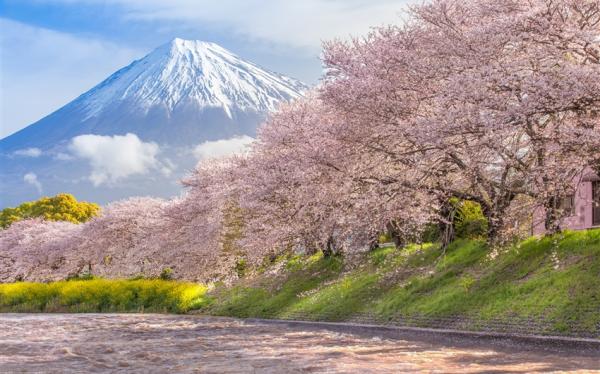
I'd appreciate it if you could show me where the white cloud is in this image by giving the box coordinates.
[69,133,166,186]
[53,152,74,161]
[124,1,409,50]
[193,135,254,160]
[33,1,412,51]
[0,18,142,138]
[160,158,175,177]
[13,148,42,157]
[23,172,42,194]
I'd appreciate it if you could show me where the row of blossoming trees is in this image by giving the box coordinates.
[2,0,600,282]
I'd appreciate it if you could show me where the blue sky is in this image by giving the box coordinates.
[0,0,413,138]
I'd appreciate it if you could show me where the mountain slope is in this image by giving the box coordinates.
[0,39,307,207]
[1,38,306,152]
[79,38,305,118]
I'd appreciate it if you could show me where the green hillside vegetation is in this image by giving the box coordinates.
[0,193,100,228]
[202,229,600,335]
[0,279,207,313]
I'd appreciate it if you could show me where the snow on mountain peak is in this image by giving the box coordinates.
[77,38,307,119]
[0,38,308,207]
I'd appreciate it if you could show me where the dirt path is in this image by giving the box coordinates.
[0,314,598,373]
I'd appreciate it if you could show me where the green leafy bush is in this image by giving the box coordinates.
[454,200,488,239]
[234,259,247,278]
[159,268,174,280]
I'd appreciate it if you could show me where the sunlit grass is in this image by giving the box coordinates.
[0,279,208,313]
[204,229,600,334]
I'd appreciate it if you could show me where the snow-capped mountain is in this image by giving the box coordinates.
[81,38,305,119]
[0,39,307,207]
[1,38,306,151]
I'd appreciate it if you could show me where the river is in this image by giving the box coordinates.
[0,314,598,373]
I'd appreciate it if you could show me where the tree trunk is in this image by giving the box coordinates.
[438,199,456,252]
[543,196,562,235]
[368,236,380,251]
[486,216,503,242]
[481,203,505,245]
[386,221,405,249]
[303,239,320,256]
[322,236,336,258]
[592,159,600,178]
[439,220,455,252]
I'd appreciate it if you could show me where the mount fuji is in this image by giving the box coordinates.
[0,38,307,207]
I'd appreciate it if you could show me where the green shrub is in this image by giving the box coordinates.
[454,200,488,239]
[159,268,174,280]
[66,272,96,281]
[234,259,247,278]
[420,223,441,243]
[418,200,488,243]
[378,233,392,243]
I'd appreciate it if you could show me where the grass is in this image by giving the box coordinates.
[206,252,343,318]
[202,229,600,334]
[0,279,208,313]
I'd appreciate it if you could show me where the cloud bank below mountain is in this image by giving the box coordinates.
[69,133,167,186]
[193,135,254,160]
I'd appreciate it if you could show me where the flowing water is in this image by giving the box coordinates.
[0,314,598,373]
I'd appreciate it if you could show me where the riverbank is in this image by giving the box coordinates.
[2,230,600,338]
[201,230,600,338]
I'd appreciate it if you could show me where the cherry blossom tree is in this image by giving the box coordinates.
[321,0,600,241]
[3,0,599,283]
[237,95,435,258]
[0,218,84,282]
[77,197,171,277]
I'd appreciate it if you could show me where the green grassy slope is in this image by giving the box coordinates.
[203,230,600,335]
